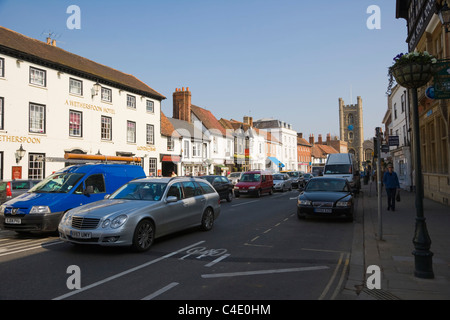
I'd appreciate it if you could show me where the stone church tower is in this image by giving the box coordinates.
[339,96,364,168]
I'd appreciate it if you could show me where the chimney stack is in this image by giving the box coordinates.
[309,134,314,145]
[318,134,323,144]
[298,132,303,139]
[243,116,253,127]
[173,87,192,123]
[326,133,331,144]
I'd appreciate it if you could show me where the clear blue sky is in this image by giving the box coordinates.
[0,0,408,140]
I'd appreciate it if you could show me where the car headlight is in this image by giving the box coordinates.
[110,215,128,229]
[29,206,51,214]
[336,201,351,207]
[298,199,312,206]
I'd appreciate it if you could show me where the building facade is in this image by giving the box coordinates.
[396,0,450,205]
[0,26,166,180]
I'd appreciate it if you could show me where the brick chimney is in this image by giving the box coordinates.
[318,134,323,144]
[243,116,253,127]
[298,132,303,139]
[309,134,314,145]
[173,87,191,123]
[326,133,331,144]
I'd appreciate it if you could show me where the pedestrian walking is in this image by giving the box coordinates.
[383,163,400,211]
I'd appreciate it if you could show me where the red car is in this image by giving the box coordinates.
[234,170,273,198]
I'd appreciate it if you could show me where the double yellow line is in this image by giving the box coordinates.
[318,251,350,300]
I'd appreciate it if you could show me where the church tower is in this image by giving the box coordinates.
[339,96,364,168]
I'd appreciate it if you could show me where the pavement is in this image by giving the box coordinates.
[339,180,450,300]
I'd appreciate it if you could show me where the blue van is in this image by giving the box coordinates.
[0,164,146,233]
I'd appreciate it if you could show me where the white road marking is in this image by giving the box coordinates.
[141,282,179,300]
[231,200,259,207]
[201,266,329,279]
[204,254,231,267]
[53,240,205,300]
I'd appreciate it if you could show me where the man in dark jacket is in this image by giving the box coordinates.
[383,163,400,211]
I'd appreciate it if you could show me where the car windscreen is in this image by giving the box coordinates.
[240,173,260,182]
[110,182,167,201]
[201,176,215,184]
[229,173,240,178]
[286,172,299,177]
[324,164,352,174]
[305,179,348,192]
[273,174,285,180]
[29,173,85,193]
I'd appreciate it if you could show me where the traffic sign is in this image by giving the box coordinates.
[388,136,399,147]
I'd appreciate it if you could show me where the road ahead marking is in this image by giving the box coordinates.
[53,241,205,300]
[201,266,329,279]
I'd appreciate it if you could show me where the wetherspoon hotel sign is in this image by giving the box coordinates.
[406,0,436,52]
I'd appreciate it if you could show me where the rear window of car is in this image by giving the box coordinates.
[197,181,216,194]
[12,181,30,189]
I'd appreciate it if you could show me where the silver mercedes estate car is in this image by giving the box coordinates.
[59,176,220,252]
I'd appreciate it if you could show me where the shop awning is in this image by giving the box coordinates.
[268,157,285,168]
[161,155,181,163]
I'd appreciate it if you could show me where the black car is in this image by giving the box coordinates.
[200,175,234,202]
[297,177,354,221]
[301,173,314,187]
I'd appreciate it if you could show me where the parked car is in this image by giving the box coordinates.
[200,175,234,202]
[302,173,314,187]
[234,170,273,198]
[272,173,292,192]
[0,181,7,204]
[282,171,304,189]
[297,177,354,221]
[227,172,243,185]
[4,180,41,201]
[59,176,221,252]
[0,164,146,233]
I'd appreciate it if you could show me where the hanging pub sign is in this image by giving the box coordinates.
[433,60,450,99]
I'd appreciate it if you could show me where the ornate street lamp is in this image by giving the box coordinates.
[15,144,26,164]
[438,2,450,32]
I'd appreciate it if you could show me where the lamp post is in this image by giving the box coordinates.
[410,88,434,279]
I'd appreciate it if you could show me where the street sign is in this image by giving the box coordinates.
[381,144,389,152]
[388,136,399,147]
[433,60,450,99]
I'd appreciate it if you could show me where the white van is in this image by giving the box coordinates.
[323,153,360,193]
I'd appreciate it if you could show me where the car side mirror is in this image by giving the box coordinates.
[166,196,178,203]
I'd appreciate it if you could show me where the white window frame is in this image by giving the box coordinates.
[149,158,157,177]
[29,67,46,87]
[29,103,45,133]
[101,87,112,102]
[167,137,174,151]
[69,110,82,137]
[69,78,83,96]
[127,94,136,109]
[146,124,154,145]
[0,97,3,130]
[127,121,136,143]
[101,116,112,140]
[28,153,45,179]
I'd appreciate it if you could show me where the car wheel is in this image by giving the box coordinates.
[226,191,233,202]
[131,219,155,252]
[200,207,214,231]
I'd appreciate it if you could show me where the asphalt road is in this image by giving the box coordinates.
[0,189,356,302]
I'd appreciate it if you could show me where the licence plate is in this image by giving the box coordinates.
[5,218,21,224]
[70,231,92,239]
[314,208,332,213]
[240,190,248,193]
